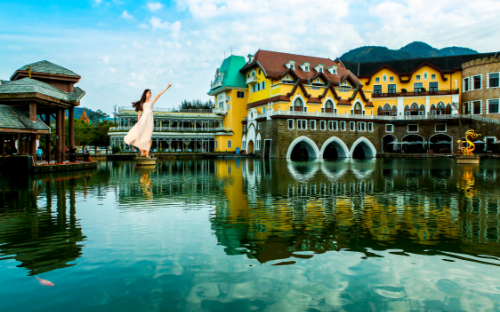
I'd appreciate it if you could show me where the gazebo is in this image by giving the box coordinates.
[0,60,85,163]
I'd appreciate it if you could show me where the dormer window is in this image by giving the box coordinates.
[286,60,296,70]
[248,54,255,63]
[300,62,311,72]
[314,64,324,73]
[327,65,338,75]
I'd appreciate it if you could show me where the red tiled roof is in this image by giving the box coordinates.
[246,95,290,109]
[308,97,322,104]
[241,50,360,85]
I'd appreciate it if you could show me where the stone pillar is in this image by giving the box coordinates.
[56,109,63,163]
[0,134,4,156]
[69,106,75,148]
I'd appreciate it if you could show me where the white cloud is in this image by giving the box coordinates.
[103,56,110,64]
[150,17,182,35]
[147,2,163,12]
[94,0,102,4]
[8,45,22,50]
[109,68,116,73]
[120,11,134,20]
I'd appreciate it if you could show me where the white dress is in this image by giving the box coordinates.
[124,101,154,151]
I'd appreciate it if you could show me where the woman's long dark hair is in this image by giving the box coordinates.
[132,89,150,112]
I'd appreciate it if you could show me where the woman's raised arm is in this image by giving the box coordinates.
[152,84,172,104]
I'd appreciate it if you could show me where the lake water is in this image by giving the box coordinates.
[1,159,500,311]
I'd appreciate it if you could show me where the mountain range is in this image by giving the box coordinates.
[340,42,478,63]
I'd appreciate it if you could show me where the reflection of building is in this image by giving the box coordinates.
[209,159,500,263]
[0,177,86,275]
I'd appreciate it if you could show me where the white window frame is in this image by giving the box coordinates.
[215,140,218,149]
[237,91,245,98]
[243,125,247,132]
[435,123,447,132]
[349,121,355,131]
[297,119,307,130]
[407,124,419,133]
[416,74,421,81]
[357,122,366,132]
[368,122,374,132]
[373,85,382,94]
[320,120,326,130]
[329,120,338,131]
[375,77,380,83]
[473,75,482,90]
[258,123,261,130]
[389,76,394,82]
[463,77,470,92]
[488,73,500,89]
[385,124,394,133]
[256,140,261,150]
[431,74,436,80]
[287,119,294,130]
[472,100,482,115]
[227,140,232,148]
[487,99,500,114]
[228,104,231,110]
[310,120,316,130]
[340,121,346,131]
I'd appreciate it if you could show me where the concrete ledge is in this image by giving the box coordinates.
[32,161,97,173]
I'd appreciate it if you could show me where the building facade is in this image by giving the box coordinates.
[109,107,230,152]
[461,55,500,118]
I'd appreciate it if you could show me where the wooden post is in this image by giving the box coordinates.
[30,134,37,157]
[18,134,23,154]
[45,113,51,163]
[29,102,37,121]
[61,110,66,162]
[56,109,62,163]
[0,134,4,156]
[69,106,75,149]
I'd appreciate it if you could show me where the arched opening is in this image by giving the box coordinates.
[432,102,451,115]
[248,140,254,153]
[287,137,320,160]
[291,98,305,112]
[321,138,349,160]
[382,135,397,153]
[324,100,336,113]
[353,102,363,115]
[350,138,377,159]
[429,134,452,153]
[402,135,426,153]
[290,141,316,160]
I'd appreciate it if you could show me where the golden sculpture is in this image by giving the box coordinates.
[27,65,32,78]
[457,130,481,156]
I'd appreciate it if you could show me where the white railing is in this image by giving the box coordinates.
[118,106,214,113]
[113,126,232,132]
[246,76,257,84]
[210,80,223,89]
[262,110,500,123]
[213,107,227,115]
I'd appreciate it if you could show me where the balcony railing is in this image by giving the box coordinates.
[258,110,500,124]
[112,126,233,132]
[246,76,257,84]
[372,89,459,98]
[210,79,223,89]
[118,106,214,113]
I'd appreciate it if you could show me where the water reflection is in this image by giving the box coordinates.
[0,172,91,276]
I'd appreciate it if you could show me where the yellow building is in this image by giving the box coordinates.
[342,57,467,116]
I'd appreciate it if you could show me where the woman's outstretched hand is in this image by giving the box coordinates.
[152,84,172,103]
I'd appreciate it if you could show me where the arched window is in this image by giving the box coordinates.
[291,98,305,112]
[431,104,437,115]
[378,104,396,116]
[378,106,383,115]
[436,102,446,115]
[324,100,335,113]
[419,104,425,115]
[404,105,410,116]
[445,104,452,115]
[354,102,362,114]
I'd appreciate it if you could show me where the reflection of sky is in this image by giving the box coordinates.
[1,160,500,311]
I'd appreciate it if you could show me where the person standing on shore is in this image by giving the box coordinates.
[124,85,171,158]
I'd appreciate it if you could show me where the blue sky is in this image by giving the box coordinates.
[1,0,499,115]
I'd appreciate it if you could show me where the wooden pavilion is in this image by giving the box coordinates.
[0,60,85,163]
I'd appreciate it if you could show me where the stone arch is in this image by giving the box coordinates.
[350,137,377,158]
[320,137,350,158]
[382,134,398,152]
[286,136,321,159]
[429,133,453,152]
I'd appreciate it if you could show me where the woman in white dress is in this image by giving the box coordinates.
[124,84,171,158]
